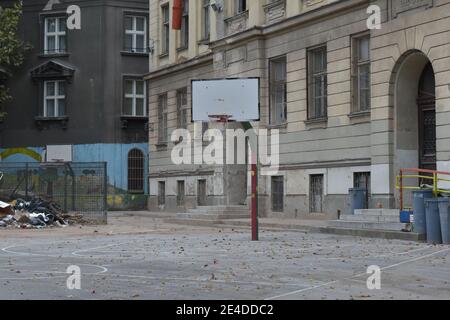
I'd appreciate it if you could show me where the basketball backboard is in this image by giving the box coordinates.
[191,78,260,122]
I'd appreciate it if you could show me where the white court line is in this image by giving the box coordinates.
[85,272,323,289]
[0,263,108,281]
[265,247,450,300]
[316,245,433,260]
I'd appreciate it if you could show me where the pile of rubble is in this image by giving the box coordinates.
[0,197,83,229]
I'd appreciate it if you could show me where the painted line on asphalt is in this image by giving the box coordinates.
[265,247,450,300]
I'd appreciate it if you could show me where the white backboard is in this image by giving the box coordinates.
[192,78,260,122]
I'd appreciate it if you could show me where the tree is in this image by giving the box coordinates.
[0,1,30,119]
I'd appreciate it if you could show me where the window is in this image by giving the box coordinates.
[44,17,66,54]
[177,88,188,129]
[124,79,146,116]
[235,0,247,14]
[202,0,210,40]
[179,0,189,49]
[124,15,147,53]
[269,56,287,125]
[158,94,168,144]
[161,5,170,54]
[352,34,370,112]
[128,149,145,193]
[308,46,327,120]
[271,176,284,212]
[177,180,185,206]
[44,80,65,117]
[158,181,166,206]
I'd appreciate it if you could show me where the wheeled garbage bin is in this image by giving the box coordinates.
[437,198,450,245]
[424,199,443,244]
[412,190,433,235]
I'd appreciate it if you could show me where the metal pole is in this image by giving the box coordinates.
[400,170,403,211]
[251,161,258,241]
[242,121,259,241]
[25,163,29,199]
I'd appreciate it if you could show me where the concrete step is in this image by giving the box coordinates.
[188,205,248,211]
[354,209,400,216]
[176,212,249,220]
[163,218,424,242]
[328,220,410,232]
[340,214,400,223]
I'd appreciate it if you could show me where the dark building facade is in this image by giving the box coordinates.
[0,0,149,209]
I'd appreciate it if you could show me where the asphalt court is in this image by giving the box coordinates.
[0,228,449,300]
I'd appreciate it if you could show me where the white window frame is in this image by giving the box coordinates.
[161,5,170,55]
[44,80,65,117]
[44,17,66,54]
[177,88,188,129]
[125,15,147,53]
[124,79,147,116]
[352,34,371,113]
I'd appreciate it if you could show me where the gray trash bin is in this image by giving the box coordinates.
[412,190,434,235]
[437,198,450,245]
[349,188,367,215]
[424,199,443,244]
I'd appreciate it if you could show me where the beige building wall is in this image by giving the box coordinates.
[146,0,450,217]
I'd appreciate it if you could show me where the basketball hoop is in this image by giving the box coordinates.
[207,114,233,123]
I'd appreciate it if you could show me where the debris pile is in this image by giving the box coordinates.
[0,198,70,229]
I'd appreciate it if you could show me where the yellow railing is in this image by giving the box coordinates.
[396,168,450,210]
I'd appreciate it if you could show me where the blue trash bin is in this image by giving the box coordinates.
[349,188,367,215]
[437,198,450,245]
[424,199,443,244]
[412,190,434,235]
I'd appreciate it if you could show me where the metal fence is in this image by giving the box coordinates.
[0,162,107,223]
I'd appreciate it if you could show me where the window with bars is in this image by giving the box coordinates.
[352,34,371,112]
[128,149,145,193]
[124,79,146,116]
[44,80,66,117]
[158,94,168,144]
[158,181,166,206]
[202,0,210,40]
[177,88,188,129]
[308,46,327,120]
[177,180,185,207]
[44,17,66,54]
[179,0,189,49]
[124,15,147,53]
[269,56,287,125]
[271,176,284,212]
[161,5,170,55]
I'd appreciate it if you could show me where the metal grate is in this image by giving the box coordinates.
[128,148,144,193]
[271,176,284,212]
[158,181,165,206]
[309,174,324,213]
[177,180,185,207]
[0,162,107,223]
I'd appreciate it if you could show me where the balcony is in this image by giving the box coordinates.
[224,10,249,36]
[263,0,286,24]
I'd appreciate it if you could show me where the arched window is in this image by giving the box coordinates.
[128,148,144,193]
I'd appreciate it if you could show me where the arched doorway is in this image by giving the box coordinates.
[392,51,436,202]
[417,63,436,171]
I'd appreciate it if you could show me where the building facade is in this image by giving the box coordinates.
[146,0,450,218]
[0,0,150,210]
